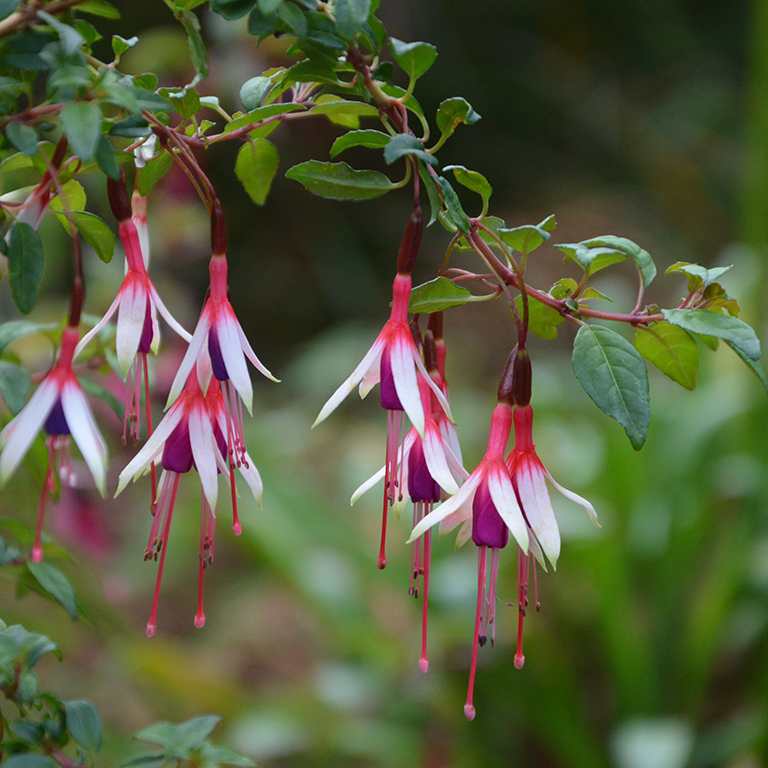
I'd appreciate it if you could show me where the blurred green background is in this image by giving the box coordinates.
[2,0,768,766]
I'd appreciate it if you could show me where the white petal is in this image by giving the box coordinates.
[350,465,385,505]
[74,292,120,360]
[149,283,192,343]
[390,331,424,437]
[115,277,146,377]
[236,319,278,382]
[422,422,459,494]
[61,381,108,496]
[408,471,481,543]
[546,468,600,527]
[0,378,58,484]
[414,353,454,423]
[516,458,560,567]
[487,464,529,553]
[313,336,385,428]
[189,403,219,511]
[455,518,472,550]
[238,452,263,508]
[116,404,184,495]
[166,310,211,408]
[216,308,253,414]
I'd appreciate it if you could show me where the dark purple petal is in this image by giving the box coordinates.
[379,346,403,411]
[208,326,229,382]
[138,300,154,354]
[408,437,440,503]
[161,419,193,473]
[214,426,227,473]
[44,398,70,436]
[472,478,509,549]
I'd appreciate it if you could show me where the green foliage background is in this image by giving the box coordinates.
[2,1,768,766]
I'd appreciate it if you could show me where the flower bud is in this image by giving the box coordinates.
[396,207,423,275]
[107,174,131,223]
[211,202,227,257]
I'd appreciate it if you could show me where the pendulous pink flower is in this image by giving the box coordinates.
[0,326,108,561]
[117,357,262,636]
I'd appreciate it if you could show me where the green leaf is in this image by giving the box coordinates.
[572,324,650,450]
[666,261,732,293]
[408,277,472,313]
[76,0,121,18]
[178,8,208,83]
[0,360,30,414]
[239,76,272,110]
[444,164,491,210]
[555,241,625,274]
[7,221,44,314]
[60,101,102,162]
[27,562,78,619]
[581,287,612,301]
[335,0,370,39]
[0,0,19,22]
[138,152,173,196]
[3,755,56,768]
[247,5,277,37]
[550,277,578,300]
[37,11,83,55]
[383,133,436,166]
[435,174,469,234]
[389,38,437,81]
[136,715,222,754]
[55,211,115,263]
[726,341,768,393]
[514,295,563,339]
[5,122,38,156]
[119,754,166,768]
[277,1,306,36]
[662,308,761,361]
[499,214,556,255]
[286,160,395,200]
[49,179,86,214]
[211,0,256,19]
[435,97,480,142]
[95,134,120,180]
[161,87,200,120]
[197,743,256,767]
[258,0,282,12]
[224,103,306,134]
[64,700,102,752]
[0,320,52,354]
[634,321,699,390]
[582,235,656,288]
[311,99,378,118]
[235,139,279,206]
[330,129,389,157]
[418,161,440,227]
[111,34,138,58]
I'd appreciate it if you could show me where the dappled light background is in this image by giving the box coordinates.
[2,1,768,766]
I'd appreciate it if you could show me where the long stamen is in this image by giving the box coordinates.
[489,546,500,647]
[465,545,487,721]
[419,526,431,673]
[142,353,157,510]
[515,546,528,669]
[146,472,180,638]
[32,439,58,563]
[195,495,208,629]
[378,488,388,570]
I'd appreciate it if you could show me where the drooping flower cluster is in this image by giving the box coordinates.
[408,346,598,719]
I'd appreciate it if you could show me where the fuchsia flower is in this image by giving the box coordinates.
[75,185,191,446]
[166,254,277,477]
[117,357,262,636]
[0,326,107,562]
[314,272,452,568]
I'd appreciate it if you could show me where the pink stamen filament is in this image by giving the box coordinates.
[515,547,529,669]
[464,545,487,721]
[32,439,59,562]
[142,353,157,510]
[419,526,431,673]
[380,410,406,569]
[195,495,214,629]
[146,472,180,638]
